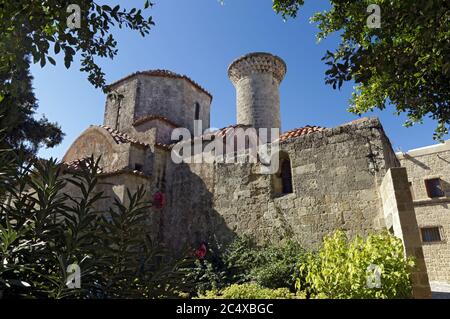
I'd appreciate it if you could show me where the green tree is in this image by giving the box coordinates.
[0,0,153,90]
[297,230,414,299]
[0,56,63,156]
[0,1,154,155]
[273,0,450,139]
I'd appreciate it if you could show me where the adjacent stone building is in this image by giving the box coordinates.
[62,52,441,298]
[397,140,450,291]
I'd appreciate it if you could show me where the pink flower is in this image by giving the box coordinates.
[194,243,207,259]
[153,191,166,209]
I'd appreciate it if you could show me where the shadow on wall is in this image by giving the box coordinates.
[402,154,431,170]
[437,154,450,165]
[441,179,450,198]
[92,175,161,242]
[158,162,236,256]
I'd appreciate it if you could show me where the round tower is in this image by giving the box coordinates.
[228,52,287,135]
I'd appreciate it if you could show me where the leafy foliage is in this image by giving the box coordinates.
[249,240,306,291]
[297,230,415,299]
[198,283,304,299]
[0,145,185,298]
[0,56,63,156]
[183,237,306,296]
[0,1,154,156]
[0,1,154,90]
[185,238,255,295]
[273,0,450,139]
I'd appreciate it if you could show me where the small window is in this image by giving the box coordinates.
[272,152,293,197]
[281,159,293,194]
[409,181,415,200]
[194,102,200,120]
[421,227,442,243]
[425,178,444,198]
[134,163,143,172]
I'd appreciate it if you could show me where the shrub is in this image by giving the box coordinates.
[250,240,306,291]
[0,150,186,298]
[297,230,414,299]
[183,237,306,296]
[182,237,256,295]
[198,283,305,299]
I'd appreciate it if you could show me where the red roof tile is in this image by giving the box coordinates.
[207,124,252,138]
[63,157,103,173]
[98,125,150,148]
[155,142,173,151]
[64,159,150,179]
[279,126,325,142]
[99,168,151,179]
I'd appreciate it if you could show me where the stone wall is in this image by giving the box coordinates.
[105,74,212,138]
[134,120,174,145]
[161,117,399,251]
[104,78,139,132]
[228,53,286,133]
[379,167,431,298]
[397,140,450,285]
[63,126,132,173]
[182,80,212,131]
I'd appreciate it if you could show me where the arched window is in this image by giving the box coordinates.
[194,102,200,120]
[272,152,294,196]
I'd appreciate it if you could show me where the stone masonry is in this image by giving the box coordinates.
[229,53,286,135]
[397,140,450,288]
[61,52,440,298]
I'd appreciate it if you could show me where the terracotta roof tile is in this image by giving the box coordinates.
[99,168,151,179]
[207,124,252,138]
[64,160,150,179]
[106,69,212,100]
[98,125,150,148]
[63,157,103,173]
[205,124,324,143]
[155,142,173,151]
[97,124,324,151]
[279,126,325,142]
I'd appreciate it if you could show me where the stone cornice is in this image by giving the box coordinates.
[228,52,287,85]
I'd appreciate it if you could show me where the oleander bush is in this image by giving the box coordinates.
[181,237,255,294]
[0,141,187,299]
[297,230,415,299]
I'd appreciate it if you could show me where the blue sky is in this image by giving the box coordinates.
[31,0,448,160]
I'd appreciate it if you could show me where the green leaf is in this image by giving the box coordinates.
[40,55,46,67]
[54,43,60,55]
[48,56,56,65]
